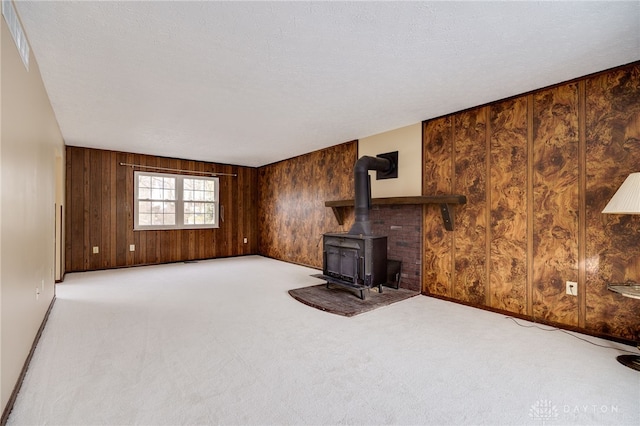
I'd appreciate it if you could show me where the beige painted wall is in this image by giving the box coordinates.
[0,14,3,410]
[1,17,64,411]
[358,123,422,198]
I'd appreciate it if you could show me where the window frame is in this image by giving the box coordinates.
[134,171,220,231]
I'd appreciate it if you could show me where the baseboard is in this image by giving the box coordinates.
[1,296,57,426]
[64,253,260,274]
[423,292,638,347]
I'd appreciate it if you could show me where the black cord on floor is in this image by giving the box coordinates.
[505,316,640,355]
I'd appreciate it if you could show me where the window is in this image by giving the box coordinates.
[134,171,219,230]
[2,0,30,70]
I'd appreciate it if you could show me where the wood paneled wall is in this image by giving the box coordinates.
[65,146,257,272]
[423,63,640,341]
[489,97,528,313]
[585,67,640,339]
[257,141,357,268]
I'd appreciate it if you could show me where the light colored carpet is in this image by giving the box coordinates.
[7,256,640,425]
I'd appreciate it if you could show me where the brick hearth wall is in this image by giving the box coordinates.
[369,204,422,292]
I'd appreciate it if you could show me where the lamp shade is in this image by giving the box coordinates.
[602,172,640,214]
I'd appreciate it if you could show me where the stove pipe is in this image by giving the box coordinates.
[348,155,394,236]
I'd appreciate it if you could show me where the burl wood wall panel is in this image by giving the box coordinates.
[585,66,640,340]
[257,141,357,268]
[489,97,528,314]
[532,84,580,326]
[423,62,640,341]
[65,146,257,272]
[453,108,488,305]
[423,117,454,296]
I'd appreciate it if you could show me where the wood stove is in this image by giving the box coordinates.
[318,154,396,299]
[323,233,387,297]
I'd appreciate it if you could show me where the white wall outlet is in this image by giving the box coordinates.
[92,246,99,254]
[129,244,135,252]
[243,237,248,244]
[566,281,578,296]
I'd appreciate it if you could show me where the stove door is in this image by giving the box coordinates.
[339,248,359,283]
[325,246,341,278]
[324,245,361,283]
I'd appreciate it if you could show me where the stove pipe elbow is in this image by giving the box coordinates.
[348,155,394,236]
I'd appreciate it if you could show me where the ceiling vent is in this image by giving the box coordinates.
[2,0,29,70]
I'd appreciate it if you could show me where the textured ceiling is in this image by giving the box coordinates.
[15,1,640,167]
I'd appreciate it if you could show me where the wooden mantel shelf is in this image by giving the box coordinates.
[325,195,467,231]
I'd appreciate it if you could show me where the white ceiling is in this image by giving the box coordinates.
[15,1,640,167]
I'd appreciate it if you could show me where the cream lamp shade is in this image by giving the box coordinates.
[602,172,640,214]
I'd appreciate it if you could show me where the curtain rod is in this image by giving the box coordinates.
[119,162,237,177]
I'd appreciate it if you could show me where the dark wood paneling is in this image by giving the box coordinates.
[489,97,528,314]
[423,117,453,296]
[453,107,487,305]
[257,142,357,268]
[532,83,580,326]
[585,66,640,341]
[66,146,85,272]
[422,62,640,341]
[65,147,258,272]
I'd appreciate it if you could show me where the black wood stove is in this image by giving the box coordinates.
[322,233,387,298]
[318,154,397,299]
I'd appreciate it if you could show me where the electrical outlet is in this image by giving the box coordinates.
[92,246,99,254]
[243,237,248,244]
[129,244,135,252]
[566,281,578,296]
